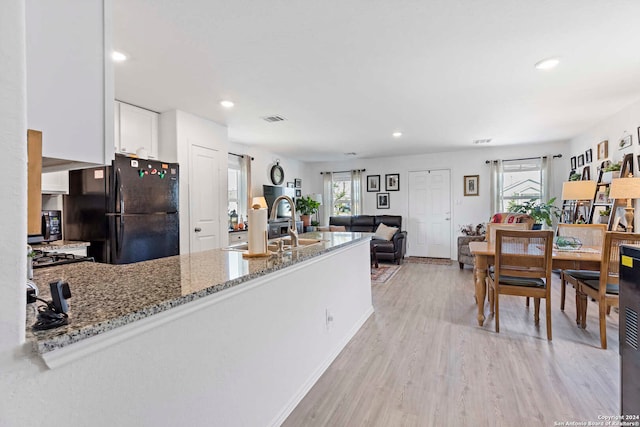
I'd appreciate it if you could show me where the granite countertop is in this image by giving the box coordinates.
[27,231,370,354]
[31,240,91,251]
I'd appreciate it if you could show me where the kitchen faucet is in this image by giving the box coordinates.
[269,195,299,248]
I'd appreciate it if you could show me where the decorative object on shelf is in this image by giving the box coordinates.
[569,172,581,181]
[597,140,608,160]
[554,236,583,251]
[585,148,593,164]
[286,182,294,188]
[367,175,380,192]
[601,162,622,184]
[377,192,390,209]
[578,154,585,167]
[507,197,561,228]
[270,160,284,185]
[295,195,321,227]
[609,176,640,232]
[561,180,596,223]
[598,206,611,223]
[385,173,400,191]
[294,178,302,188]
[463,175,479,196]
[459,223,486,236]
[619,133,632,150]
[571,156,577,169]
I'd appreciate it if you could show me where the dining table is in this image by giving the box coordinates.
[469,241,601,326]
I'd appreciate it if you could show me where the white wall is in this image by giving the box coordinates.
[229,141,309,199]
[568,98,640,226]
[307,141,570,258]
[0,0,27,353]
[159,110,229,253]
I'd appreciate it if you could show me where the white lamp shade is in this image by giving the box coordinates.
[309,193,323,205]
[561,180,596,200]
[609,177,640,200]
[251,196,268,209]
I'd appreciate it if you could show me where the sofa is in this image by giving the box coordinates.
[457,213,535,269]
[328,215,407,264]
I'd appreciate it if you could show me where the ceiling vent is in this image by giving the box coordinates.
[473,138,492,145]
[262,115,286,123]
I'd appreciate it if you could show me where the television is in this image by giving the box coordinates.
[263,185,296,220]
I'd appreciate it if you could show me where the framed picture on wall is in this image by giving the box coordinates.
[385,174,400,191]
[570,156,577,170]
[286,182,294,188]
[464,175,479,196]
[367,175,380,192]
[597,140,608,160]
[577,154,585,167]
[295,189,302,198]
[377,192,390,209]
[294,178,302,188]
[585,149,593,164]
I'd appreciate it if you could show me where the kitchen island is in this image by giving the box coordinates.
[17,231,373,427]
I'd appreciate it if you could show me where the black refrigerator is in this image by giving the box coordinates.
[619,244,640,417]
[64,154,179,264]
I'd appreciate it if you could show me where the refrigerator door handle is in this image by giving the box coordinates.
[115,167,124,214]
[115,214,124,259]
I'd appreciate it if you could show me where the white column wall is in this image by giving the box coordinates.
[0,0,27,352]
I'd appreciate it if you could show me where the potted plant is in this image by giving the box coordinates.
[507,197,561,229]
[598,207,611,224]
[602,162,621,184]
[295,196,320,227]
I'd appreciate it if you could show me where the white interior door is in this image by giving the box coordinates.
[189,145,220,253]
[408,170,452,258]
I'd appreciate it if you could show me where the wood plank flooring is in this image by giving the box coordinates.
[282,262,619,427]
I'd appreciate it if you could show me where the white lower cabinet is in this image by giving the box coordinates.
[228,231,248,246]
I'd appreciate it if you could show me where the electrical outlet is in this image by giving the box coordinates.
[325,308,334,330]
[50,280,71,313]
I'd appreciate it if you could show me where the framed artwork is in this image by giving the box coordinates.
[295,189,302,198]
[597,140,608,160]
[367,175,380,192]
[464,175,479,196]
[294,178,302,188]
[385,173,400,191]
[570,156,577,170]
[585,148,593,164]
[377,192,390,209]
[577,154,585,167]
[619,134,632,150]
[286,182,294,188]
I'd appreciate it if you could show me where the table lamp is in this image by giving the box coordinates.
[251,196,268,209]
[561,180,596,223]
[609,176,640,232]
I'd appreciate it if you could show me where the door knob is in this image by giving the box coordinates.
[194,227,202,232]
[445,218,450,221]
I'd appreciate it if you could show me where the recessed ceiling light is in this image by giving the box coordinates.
[111,51,127,62]
[344,152,357,156]
[220,100,235,108]
[534,57,560,70]
[392,132,402,138]
[473,139,492,145]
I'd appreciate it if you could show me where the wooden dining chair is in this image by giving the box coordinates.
[575,231,640,349]
[486,222,530,243]
[488,229,554,340]
[557,224,606,312]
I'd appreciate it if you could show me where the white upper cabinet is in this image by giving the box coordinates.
[114,101,159,159]
[26,0,114,170]
[41,171,69,194]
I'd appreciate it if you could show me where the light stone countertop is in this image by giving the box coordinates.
[27,232,370,354]
[31,240,91,251]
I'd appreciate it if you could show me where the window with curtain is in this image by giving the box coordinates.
[321,170,363,222]
[490,157,551,213]
[228,154,248,226]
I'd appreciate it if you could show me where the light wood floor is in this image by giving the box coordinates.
[282,262,619,427]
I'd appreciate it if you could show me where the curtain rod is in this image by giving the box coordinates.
[485,154,562,164]
[320,169,366,174]
[229,152,254,160]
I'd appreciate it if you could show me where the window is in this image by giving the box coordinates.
[332,172,352,216]
[228,154,247,226]
[321,170,363,223]
[490,157,551,214]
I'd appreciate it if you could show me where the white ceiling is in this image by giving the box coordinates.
[113,0,640,162]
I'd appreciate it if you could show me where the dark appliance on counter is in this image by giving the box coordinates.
[28,210,63,244]
[619,244,640,417]
[31,250,95,269]
[64,154,179,264]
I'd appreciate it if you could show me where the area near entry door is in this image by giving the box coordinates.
[408,170,451,258]
[189,145,220,253]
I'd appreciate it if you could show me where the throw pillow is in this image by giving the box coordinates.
[374,223,398,241]
[329,225,347,232]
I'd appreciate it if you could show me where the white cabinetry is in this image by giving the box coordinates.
[114,101,159,159]
[228,231,248,245]
[41,171,69,194]
[26,0,113,170]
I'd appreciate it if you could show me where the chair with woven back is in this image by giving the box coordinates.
[573,231,640,349]
[557,224,607,314]
[488,229,554,340]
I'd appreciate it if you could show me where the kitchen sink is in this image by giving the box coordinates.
[225,237,325,252]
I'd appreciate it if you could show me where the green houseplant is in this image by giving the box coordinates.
[507,197,561,228]
[295,196,321,226]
